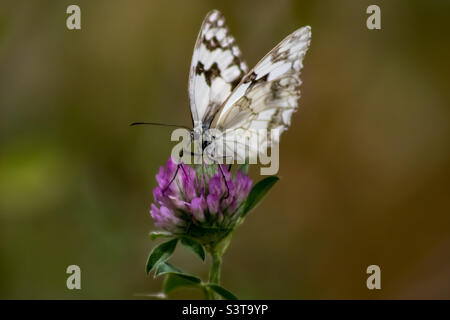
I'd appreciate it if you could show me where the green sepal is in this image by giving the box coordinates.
[237,159,249,175]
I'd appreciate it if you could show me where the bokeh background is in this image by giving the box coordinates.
[1,0,449,299]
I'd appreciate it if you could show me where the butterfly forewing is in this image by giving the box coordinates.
[188,10,248,128]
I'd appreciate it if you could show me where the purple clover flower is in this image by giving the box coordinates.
[150,158,252,241]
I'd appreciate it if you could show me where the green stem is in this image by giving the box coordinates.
[203,232,233,300]
[204,248,223,300]
[209,252,222,285]
[204,286,214,300]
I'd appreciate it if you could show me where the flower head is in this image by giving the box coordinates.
[150,158,252,244]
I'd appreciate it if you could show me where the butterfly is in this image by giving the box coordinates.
[186,9,311,165]
[132,9,311,188]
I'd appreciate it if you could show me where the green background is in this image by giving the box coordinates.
[1,0,449,299]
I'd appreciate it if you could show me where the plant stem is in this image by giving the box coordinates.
[209,251,222,285]
[204,249,223,300]
[204,286,214,300]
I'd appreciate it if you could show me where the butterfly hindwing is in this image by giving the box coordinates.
[188,10,248,128]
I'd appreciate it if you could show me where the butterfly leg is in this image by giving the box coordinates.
[162,154,189,193]
[179,162,188,179]
[218,163,230,199]
[162,164,180,194]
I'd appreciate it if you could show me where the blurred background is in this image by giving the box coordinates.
[1,0,449,299]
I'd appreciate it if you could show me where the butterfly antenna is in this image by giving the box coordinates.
[130,122,191,130]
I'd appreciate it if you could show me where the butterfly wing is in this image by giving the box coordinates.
[206,26,311,162]
[188,10,248,128]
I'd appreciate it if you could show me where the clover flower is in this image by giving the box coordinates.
[146,157,278,300]
[150,158,252,245]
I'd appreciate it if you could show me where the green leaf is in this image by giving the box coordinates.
[206,284,238,300]
[146,238,178,274]
[181,237,206,261]
[242,176,279,217]
[149,231,173,240]
[154,262,183,277]
[155,262,201,284]
[163,273,202,294]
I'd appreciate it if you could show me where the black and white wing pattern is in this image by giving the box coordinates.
[207,26,311,162]
[188,10,248,128]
